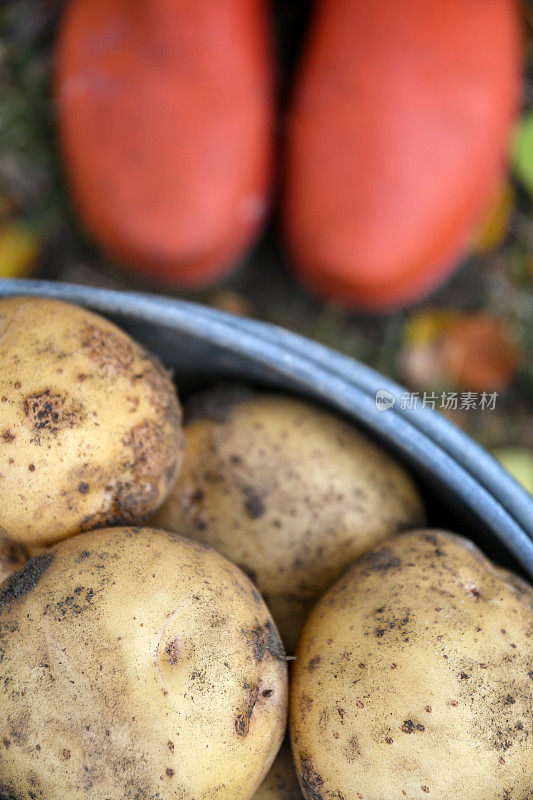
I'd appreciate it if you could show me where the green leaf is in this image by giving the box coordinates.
[513,112,533,198]
[493,447,533,495]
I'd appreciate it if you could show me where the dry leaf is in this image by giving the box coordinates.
[209,289,253,317]
[401,311,520,392]
[440,316,520,392]
[0,223,40,278]
[472,179,514,253]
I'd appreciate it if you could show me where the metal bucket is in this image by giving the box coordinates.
[1,278,531,579]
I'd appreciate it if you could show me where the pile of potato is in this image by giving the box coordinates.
[0,297,530,800]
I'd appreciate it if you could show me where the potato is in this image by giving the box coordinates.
[0,527,288,800]
[0,297,184,546]
[153,385,425,650]
[0,538,27,584]
[253,739,302,800]
[290,530,533,800]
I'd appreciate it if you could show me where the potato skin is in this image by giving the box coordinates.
[0,297,184,545]
[152,386,425,651]
[0,527,288,800]
[290,530,533,800]
[253,739,302,800]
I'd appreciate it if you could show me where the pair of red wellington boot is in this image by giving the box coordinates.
[56,0,521,311]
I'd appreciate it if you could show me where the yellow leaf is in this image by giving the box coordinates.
[472,179,514,254]
[0,224,40,278]
[403,309,456,347]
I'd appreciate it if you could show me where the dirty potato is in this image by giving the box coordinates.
[0,297,183,545]
[0,527,288,800]
[253,739,302,800]
[290,530,533,800]
[153,385,425,650]
[0,539,27,584]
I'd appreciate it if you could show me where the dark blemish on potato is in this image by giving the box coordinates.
[24,390,81,434]
[345,735,362,761]
[243,487,265,519]
[143,358,181,426]
[299,754,324,800]
[308,655,321,671]
[363,547,402,573]
[234,714,250,737]
[124,420,166,481]
[28,463,35,472]
[235,683,259,737]
[0,540,27,569]
[400,720,425,733]
[76,551,91,563]
[421,786,430,794]
[465,582,481,598]
[166,639,180,664]
[184,383,255,424]
[165,768,174,778]
[0,553,54,607]
[191,489,205,505]
[503,695,515,705]
[63,749,71,760]
[78,482,90,495]
[0,785,23,800]
[245,621,286,663]
[299,694,314,715]
[1,430,15,443]
[385,737,394,744]
[116,482,159,521]
[168,741,174,753]
[165,461,179,490]
[82,325,133,372]
[53,586,95,618]
[190,667,207,687]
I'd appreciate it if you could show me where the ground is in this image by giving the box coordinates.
[0,0,532,459]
